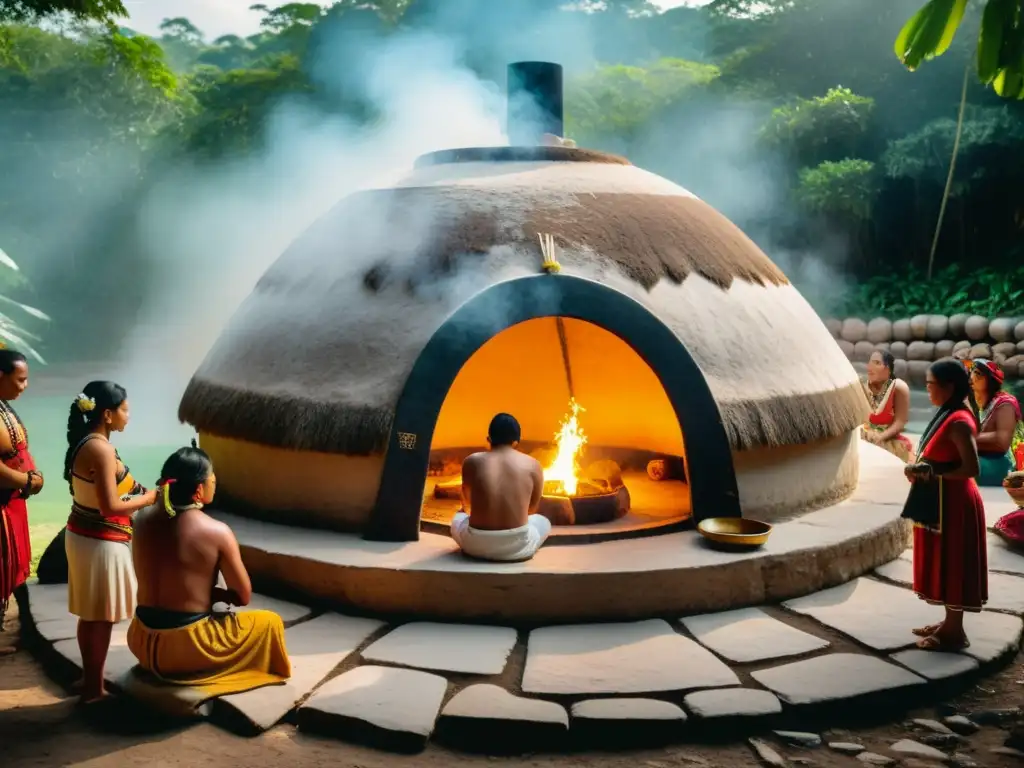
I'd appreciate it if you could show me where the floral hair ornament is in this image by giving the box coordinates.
[158,478,177,518]
[75,393,96,413]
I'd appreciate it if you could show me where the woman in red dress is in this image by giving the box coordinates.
[0,349,44,635]
[862,350,913,462]
[906,359,987,651]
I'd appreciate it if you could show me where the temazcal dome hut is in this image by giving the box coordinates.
[179,61,868,543]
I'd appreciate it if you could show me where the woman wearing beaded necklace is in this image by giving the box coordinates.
[64,381,156,704]
[0,349,43,638]
[968,359,1021,486]
[861,350,913,462]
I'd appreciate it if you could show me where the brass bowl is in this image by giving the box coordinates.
[697,517,773,549]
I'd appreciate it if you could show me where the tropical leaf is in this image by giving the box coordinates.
[0,246,19,272]
[977,0,1012,82]
[0,294,50,322]
[895,0,968,71]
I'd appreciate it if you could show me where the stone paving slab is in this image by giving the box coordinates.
[360,622,516,676]
[52,626,135,689]
[570,698,686,747]
[218,612,384,732]
[298,665,448,752]
[751,653,926,705]
[988,535,1024,575]
[444,684,568,725]
[33,615,79,643]
[889,649,980,681]
[783,578,935,651]
[116,667,214,719]
[876,555,1024,615]
[979,486,1015,528]
[436,684,569,752]
[959,611,1024,664]
[522,619,740,695]
[785,577,1024,660]
[682,688,782,719]
[26,583,71,624]
[680,607,829,664]
[571,698,687,722]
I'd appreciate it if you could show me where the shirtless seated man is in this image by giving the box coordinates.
[451,413,552,562]
[127,446,291,700]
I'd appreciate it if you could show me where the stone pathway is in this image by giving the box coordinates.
[23,521,1024,755]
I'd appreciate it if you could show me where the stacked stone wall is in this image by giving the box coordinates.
[825,315,1024,385]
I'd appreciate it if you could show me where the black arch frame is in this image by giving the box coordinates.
[363,274,740,542]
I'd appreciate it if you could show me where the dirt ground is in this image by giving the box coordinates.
[2,603,1022,768]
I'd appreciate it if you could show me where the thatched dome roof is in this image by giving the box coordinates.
[179,146,866,455]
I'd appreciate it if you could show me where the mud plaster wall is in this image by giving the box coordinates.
[198,329,859,531]
[733,430,860,522]
[199,433,382,532]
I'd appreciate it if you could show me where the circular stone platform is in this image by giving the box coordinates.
[21,479,1023,754]
[215,443,910,623]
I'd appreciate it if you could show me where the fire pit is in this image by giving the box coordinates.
[432,398,632,526]
[536,480,630,526]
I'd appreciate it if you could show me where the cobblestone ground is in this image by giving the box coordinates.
[2,601,1022,768]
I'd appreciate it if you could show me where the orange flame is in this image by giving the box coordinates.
[543,398,587,496]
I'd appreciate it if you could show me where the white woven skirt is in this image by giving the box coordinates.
[65,530,137,623]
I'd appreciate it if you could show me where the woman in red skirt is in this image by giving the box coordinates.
[905,359,987,651]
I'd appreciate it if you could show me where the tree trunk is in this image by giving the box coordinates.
[927,62,971,280]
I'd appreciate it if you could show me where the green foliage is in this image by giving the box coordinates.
[565,58,720,143]
[761,86,875,163]
[0,0,125,23]
[796,159,879,220]
[252,2,325,32]
[895,0,1024,99]
[180,54,312,159]
[882,106,1024,190]
[844,263,1024,317]
[1,0,1023,360]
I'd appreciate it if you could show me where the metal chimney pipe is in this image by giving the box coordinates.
[507,61,564,146]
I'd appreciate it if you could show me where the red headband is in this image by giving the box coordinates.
[985,360,1005,384]
[972,359,1005,385]
[157,478,176,487]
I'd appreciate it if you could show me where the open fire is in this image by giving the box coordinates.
[542,398,587,496]
[430,396,630,525]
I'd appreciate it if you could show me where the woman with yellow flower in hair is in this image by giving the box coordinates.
[127,446,291,703]
[64,381,156,704]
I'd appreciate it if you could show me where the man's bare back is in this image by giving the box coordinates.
[461,447,543,531]
[133,505,252,614]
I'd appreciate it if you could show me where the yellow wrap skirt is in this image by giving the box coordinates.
[127,609,291,700]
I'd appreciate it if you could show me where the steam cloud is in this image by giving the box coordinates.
[22,6,849,444]
[112,27,519,444]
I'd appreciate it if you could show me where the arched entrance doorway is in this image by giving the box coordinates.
[364,274,739,542]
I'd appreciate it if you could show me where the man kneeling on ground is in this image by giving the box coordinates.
[127,445,291,700]
[451,413,552,562]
